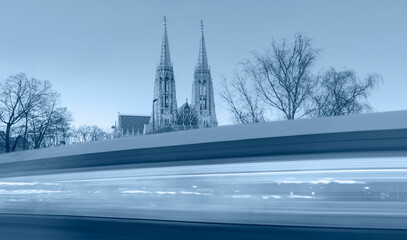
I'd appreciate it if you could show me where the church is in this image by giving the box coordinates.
[115,17,217,137]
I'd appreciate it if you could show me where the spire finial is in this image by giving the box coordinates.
[200,20,204,34]
[164,16,167,27]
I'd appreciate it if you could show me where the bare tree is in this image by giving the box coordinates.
[0,74,52,152]
[0,73,73,152]
[72,125,112,143]
[251,34,320,120]
[45,107,72,146]
[312,68,381,117]
[221,34,320,122]
[220,71,266,124]
[27,96,72,149]
[222,34,382,123]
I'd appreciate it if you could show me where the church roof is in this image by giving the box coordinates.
[178,102,191,112]
[177,102,198,127]
[118,115,150,134]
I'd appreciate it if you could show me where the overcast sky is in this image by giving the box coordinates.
[0,0,406,129]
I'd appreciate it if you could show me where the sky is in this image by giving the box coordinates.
[0,0,406,130]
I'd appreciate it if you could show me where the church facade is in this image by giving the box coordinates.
[144,17,217,134]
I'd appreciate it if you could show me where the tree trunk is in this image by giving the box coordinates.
[11,135,22,152]
[23,114,29,150]
[5,123,11,153]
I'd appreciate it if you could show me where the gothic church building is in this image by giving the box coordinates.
[144,17,217,134]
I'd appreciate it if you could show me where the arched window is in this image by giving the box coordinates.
[200,82,207,109]
[164,77,169,93]
[200,82,206,95]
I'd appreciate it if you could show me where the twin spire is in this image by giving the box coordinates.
[159,16,171,67]
[153,17,217,130]
[158,17,209,70]
[197,20,209,69]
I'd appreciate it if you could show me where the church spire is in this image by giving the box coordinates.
[149,16,178,133]
[191,20,217,128]
[197,20,208,69]
[160,16,171,67]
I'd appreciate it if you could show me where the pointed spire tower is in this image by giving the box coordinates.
[151,16,178,132]
[159,16,171,68]
[191,21,217,128]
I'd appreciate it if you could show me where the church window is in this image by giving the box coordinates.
[200,83,206,96]
[165,95,169,108]
[200,97,207,109]
[200,82,207,109]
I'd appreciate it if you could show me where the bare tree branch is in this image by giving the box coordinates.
[0,73,72,152]
[311,68,382,117]
[222,34,320,122]
[220,70,266,124]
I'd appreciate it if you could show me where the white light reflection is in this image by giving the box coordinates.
[50,168,407,183]
[0,182,37,186]
[289,195,314,199]
[0,189,63,194]
[278,180,304,184]
[229,195,251,199]
[334,180,364,184]
[180,168,407,178]
[180,191,212,196]
[310,180,331,184]
[155,191,176,195]
[262,195,281,199]
[122,190,152,194]
[278,179,365,185]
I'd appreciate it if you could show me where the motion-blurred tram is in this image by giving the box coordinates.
[1,111,407,239]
